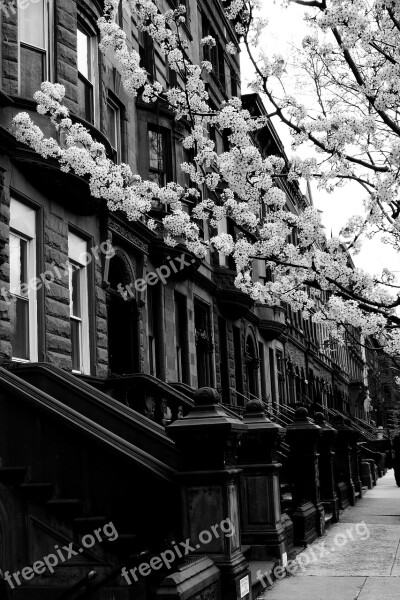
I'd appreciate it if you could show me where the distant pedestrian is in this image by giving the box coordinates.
[393,434,400,486]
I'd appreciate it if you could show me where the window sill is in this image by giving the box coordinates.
[0,89,14,107]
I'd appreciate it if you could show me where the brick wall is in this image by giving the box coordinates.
[55,0,79,112]
[1,10,18,95]
[43,211,71,369]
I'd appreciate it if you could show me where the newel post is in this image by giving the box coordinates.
[286,407,324,546]
[167,388,251,600]
[334,415,356,508]
[237,399,287,562]
[314,412,339,523]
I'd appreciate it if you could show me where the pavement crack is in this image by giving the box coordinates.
[354,576,368,599]
[389,532,400,575]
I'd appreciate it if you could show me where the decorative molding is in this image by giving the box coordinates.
[108,220,149,254]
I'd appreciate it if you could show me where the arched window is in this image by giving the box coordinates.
[107,253,140,375]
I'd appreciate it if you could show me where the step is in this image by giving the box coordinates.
[280,482,291,494]
[46,499,83,519]
[324,512,333,528]
[0,467,27,484]
[74,516,108,532]
[20,482,54,501]
[281,492,292,509]
[110,533,138,555]
[249,559,279,596]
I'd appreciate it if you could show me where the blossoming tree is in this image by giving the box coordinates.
[11,0,400,355]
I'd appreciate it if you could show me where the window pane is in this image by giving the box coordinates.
[10,235,28,296]
[20,45,45,98]
[148,131,164,171]
[19,0,45,48]
[10,234,21,295]
[10,297,29,361]
[77,29,90,79]
[71,318,81,371]
[107,103,117,149]
[69,265,82,318]
[77,75,93,122]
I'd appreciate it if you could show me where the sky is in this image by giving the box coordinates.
[241,0,399,279]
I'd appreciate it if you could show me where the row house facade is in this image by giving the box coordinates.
[0,1,394,599]
[0,0,383,424]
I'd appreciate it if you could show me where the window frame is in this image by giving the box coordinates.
[175,292,190,385]
[68,232,90,374]
[9,199,38,363]
[138,29,155,79]
[194,298,214,388]
[18,0,53,97]
[147,125,172,187]
[106,95,122,163]
[77,21,98,125]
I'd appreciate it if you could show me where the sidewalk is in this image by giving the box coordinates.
[259,469,400,600]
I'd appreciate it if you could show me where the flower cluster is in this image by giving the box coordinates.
[10,0,400,355]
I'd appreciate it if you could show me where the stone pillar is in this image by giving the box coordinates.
[346,421,362,499]
[237,399,287,562]
[334,416,356,508]
[314,413,339,523]
[167,388,251,600]
[364,458,377,485]
[286,407,324,546]
[361,461,373,489]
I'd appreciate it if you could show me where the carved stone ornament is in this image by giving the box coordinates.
[108,220,148,253]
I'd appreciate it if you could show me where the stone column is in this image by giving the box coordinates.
[237,399,287,562]
[334,415,356,508]
[167,388,251,600]
[346,421,363,499]
[314,412,339,523]
[286,407,324,546]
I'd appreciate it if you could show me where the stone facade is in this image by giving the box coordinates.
[0,0,390,423]
[0,3,395,599]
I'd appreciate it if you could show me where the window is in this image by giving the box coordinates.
[233,326,244,402]
[276,349,286,405]
[202,16,226,92]
[218,317,230,403]
[175,292,190,384]
[147,282,160,377]
[259,342,267,401]
[269,348,277,407]
[148,127,171,186]
[194,300,213,388]
[114,0,123,27]
[138,30,155,77]
[68,232,90,374]
[107,97,122,162]
[9,200,38,361]
[18,0,50,97]
[258,260,273,286]
[230,67,238,97]
[77,25,96,123]
[245,336,258,399]
[166,61,178,88]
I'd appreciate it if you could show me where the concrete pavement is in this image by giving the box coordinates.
[259,469,400,599]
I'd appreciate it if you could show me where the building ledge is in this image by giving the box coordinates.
[255,304,287,341]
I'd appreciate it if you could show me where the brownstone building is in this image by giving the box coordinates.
[0,1,394,599]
